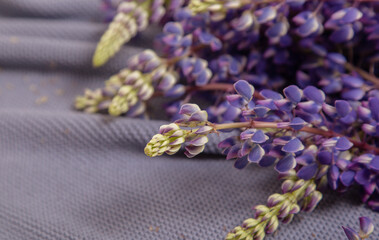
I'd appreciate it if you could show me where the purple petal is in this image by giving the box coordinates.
[303,191,322,212]
[327,53,346,65]
[335,137,353,151]
[165,84,185,98]
[234,156,249,169]
[163,22,183,35]
[341,7,362,24]
[342,226,360,240]
[340,109,357,125]
[251,130,269,144]
[340,170,355,187]
[232,11,254,31]
[328,165,340,190]
[226,144,241,160]
[266,21,288,38]
[226,94,247,109]
[296,153,314,165]
[336,158,349,169]
[159,124,177,134]
[320,77,342,94]
[195,126,213,135]
[335,100,352,118]
[297,17,319,37]
[303,86,325,104]
[290,117,307,130]
[369,156,379,171]
[198,32,214,44]
[210,38,222,51]
[311,44,327,56]
[369,97,379,121]
[342,89,365,101]
[275,154,296,173]
[196,71,211,86]
[188,110,208,122]
[158,73,176,91]
[248,144,265,163]
[359,217,374,238]
[317,151,332,165]
[293,11,312,25]
[253,105,270,117]
[184,145,205,158]
[223,105,241,121]
[342,75,363,88]
[234,80,255,102]
[284,85,303,103]
[275,99,293,112]
[240,141,253,157]
[298,101,322,114]
[260,89,283,100]
[355,169,370,185]
[240,129,255,140]
[180,35,192,47]
[255,6,276,23]
[367,199,379,211]
[282,138,304,153]
[330,25,354,43]
[362,123,375,135]
[188,135,208,146]
[322,103,337,117]
[281,180,294,193]
[257,99,278,110]
[218,137,236,149]
[258,155,277,167]
[297,163,318,180]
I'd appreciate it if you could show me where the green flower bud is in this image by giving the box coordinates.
[145,128,187,157]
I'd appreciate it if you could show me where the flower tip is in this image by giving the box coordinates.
[144,145,154,157]
[359,216,374,238]
[342,226,360,240]
[92,55,105,68]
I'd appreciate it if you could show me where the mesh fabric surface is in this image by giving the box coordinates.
[0,0,377,239]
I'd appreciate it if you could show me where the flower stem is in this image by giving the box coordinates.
[212,120,379,154]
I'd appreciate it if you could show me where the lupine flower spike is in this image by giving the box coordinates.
[93,0,183,67]
[145,80,379,239]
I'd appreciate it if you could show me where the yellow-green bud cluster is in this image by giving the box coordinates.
[76,49,179,117]
[145,123,190,157]
[108,70,153,116]
[189,0,243,21]
[75,89,110,113]
[93,1,149,67]
[145,122,211,158]
[226,178,322,240]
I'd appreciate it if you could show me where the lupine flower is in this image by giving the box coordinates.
[80,1,379,239]
[145,79,379,239]
[226,176,321,240]
[76,49,180,116]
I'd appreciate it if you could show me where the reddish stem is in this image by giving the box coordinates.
[213,120,379,154]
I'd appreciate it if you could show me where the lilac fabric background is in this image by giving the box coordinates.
[0,0,378,239]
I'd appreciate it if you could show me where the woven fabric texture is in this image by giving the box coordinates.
[0,0,377,239]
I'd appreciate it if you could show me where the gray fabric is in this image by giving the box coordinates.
[0,0,378,239]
